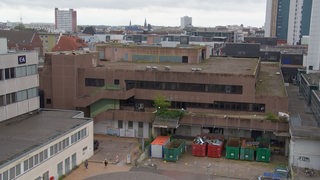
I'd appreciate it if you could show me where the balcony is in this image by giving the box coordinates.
[180,113,289,133]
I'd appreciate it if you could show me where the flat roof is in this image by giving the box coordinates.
[0,109,92,167]
[100,57,259,76]
[256,62,287,97]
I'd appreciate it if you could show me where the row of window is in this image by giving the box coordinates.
[0,64,37,81]
[0,88,38,107]
[125,80,243,94]
[0,148,48,180]
[57,153,77,178]
[49,137,70,157]
[0,128,87,180]
[71,128,87,144]
[118,120,144,129]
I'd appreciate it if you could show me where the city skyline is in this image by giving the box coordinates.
[0,0,266,27]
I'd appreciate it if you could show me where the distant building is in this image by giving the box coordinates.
[38,33,60,53]
[0,30,43,58]
[287,0,313,45]
[55,8,77,33]
[52,35,87,52]
[180,16,192,29]
[307,0,320,71]
[265,0,312,44]
[264,0,290,42]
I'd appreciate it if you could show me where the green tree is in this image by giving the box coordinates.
[153,95,170,111]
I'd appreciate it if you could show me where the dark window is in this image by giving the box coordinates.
[126,80,242,94]
[0,69,3,80]
[0,95,4,106]
[6,93,16,105]
[128,121,133,129]
[182,56,188,63]
[46,98,51,104]
[114,79,120,85]
[138,122,143,128]
[213,101,265,112]
[85,78,105,87]
[309,66,313,70]
[118,120,123,128]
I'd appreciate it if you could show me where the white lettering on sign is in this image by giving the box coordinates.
[18,55,26,64]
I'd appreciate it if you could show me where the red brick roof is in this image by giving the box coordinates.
[52,35,87,51]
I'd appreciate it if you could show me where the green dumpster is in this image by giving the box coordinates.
[225,139,240,160]
[256,147,271,162]
[163,139,186,162]
[240,147,255,161]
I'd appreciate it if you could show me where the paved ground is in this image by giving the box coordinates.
[65,135,288,180]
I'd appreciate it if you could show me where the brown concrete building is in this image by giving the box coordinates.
[95,43,207,64]
[39,45,289,141]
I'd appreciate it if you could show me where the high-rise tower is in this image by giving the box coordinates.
[55,8,77,33]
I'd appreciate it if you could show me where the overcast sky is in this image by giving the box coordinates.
[0,0,266,27]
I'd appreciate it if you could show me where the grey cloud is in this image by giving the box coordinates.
[1,0,265,12]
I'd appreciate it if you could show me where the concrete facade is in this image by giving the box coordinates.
[307,0,320,71]
[0,48,39,122]
[54,8,77,33]
[39,46,289,140]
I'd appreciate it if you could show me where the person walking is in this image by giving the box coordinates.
[104,159,108,167]
[84,160,88,169]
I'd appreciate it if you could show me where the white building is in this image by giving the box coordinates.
[55,8,77,33]
[0,38,39,122]
[0,109,94,180]
[287,0,303,45]
[264,0,274,37]
[289,121,320,170]
[0,38,94,180]
[180,16,192,29]
[307,0,320,71]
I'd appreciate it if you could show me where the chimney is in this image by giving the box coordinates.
[0,37,8,54]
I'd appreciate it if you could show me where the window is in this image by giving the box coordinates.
[114,79,120,85]
[15,164,21,176]
[138,122,143,128]
[71,153,77,169]
[39,151,44,162]
[42,171,49,180]
[0,69,3,80]
[34,154,39,165]
[6,93,16,105]
[29,156,34,169]
[85,78,105,87]
[16,90,27,102]
[27,65,37,76]
[57,161,63,177]
[5,68,15,79]
[46,98,51,104]
[118,120,123,129]
[44,149,48,160]
[65,157,70,174]
[28,88,38,99]
[15,66,27,78]
[128,121,133,129]
[9,167,15,180]
[24,160,29,172]
[3,171,8,180]
[0,95,4,106]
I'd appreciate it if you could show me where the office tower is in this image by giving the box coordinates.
[287,0,313,45]
[55,8,77,33]
[307,0,320,71]
[180,16,192,29]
